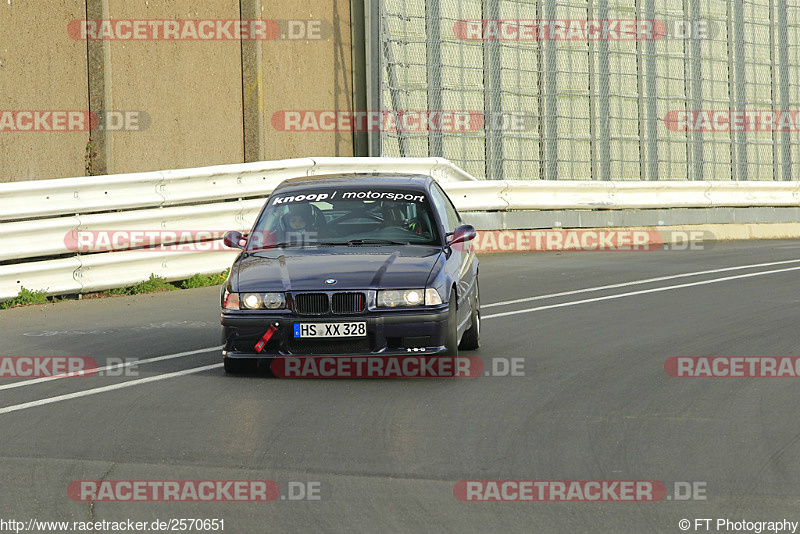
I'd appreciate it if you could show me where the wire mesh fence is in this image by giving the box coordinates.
[378,0,800,180]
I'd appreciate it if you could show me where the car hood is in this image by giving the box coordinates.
[233,246,442,292]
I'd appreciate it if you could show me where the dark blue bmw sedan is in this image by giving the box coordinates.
[220,173,480,373]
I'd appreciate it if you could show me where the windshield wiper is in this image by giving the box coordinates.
[345,239,408,245]
[247,239,410,251]
[246,242,304,252]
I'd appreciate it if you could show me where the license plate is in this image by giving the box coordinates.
[293,322,367,338]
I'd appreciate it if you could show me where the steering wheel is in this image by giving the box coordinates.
[405,220,432,239]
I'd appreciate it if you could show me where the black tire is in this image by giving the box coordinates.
[223,356,255,374]
[443,290,459,357]
[459,281,481,351]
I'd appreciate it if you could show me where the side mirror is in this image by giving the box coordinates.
[223,231,247,250]
[449,224,477,246]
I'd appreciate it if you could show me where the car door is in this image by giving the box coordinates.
[429,182,477,334]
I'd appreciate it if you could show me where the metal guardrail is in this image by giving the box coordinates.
[0,157,474,222]
[444,180,800,212]
[2,156,800,301]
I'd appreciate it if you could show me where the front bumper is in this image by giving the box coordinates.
[221,307,450,358]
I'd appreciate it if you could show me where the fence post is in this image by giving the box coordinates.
[483,0,504,180]
[588,0,597,181]
[726,0,738,181]
[777,0,792,181]
[367,0,382,156]
[733,0,749,180]
[645,0,659,181]
[426,0,443,157]
[350,0,370,157]
[382,14,409,156]
[688,0,704,180]
[544,0,560,180]
[596,0,611,181]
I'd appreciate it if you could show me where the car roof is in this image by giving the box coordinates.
[273,173,434,193]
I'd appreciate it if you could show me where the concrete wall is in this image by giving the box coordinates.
[0,0,353,182]
[259,0,354,160]
[0,0,88,181]
[99,0,245,175]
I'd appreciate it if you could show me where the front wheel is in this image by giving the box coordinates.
[459,282,481,351]
[443,290,459,357]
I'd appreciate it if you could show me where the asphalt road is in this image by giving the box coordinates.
[2,240,800,533]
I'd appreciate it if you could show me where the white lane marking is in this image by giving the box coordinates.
[0,363,223,415]
[0,346,221,392]
[483,264,800,320]
[22,321,213,337]
[484,258,800,309]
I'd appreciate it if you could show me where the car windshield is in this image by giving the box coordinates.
[247,187,441,249]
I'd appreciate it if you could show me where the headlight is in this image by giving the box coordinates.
[262,292,286,309]
[242,293,263,310]
[227,292,286,310]
[378,289,439,307]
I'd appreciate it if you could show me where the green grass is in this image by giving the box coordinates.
[0,287,50,309]
[180,269,230,289]
[1,270,230,309]
[109,274,179,295]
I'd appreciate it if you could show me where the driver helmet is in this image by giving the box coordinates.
[282,203,316,233]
